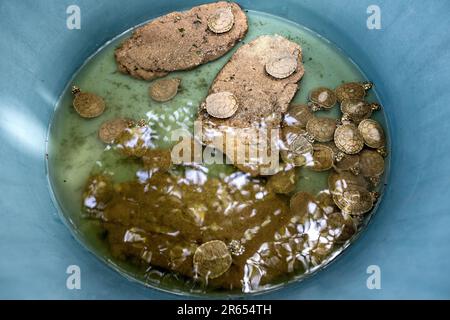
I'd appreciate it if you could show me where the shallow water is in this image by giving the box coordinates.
[47,10,389,295]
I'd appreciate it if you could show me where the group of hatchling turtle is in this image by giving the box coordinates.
[70,3,388,281]
[275,81,387,217]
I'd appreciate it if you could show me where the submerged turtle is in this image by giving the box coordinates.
[333,153,360,175]
[115,125,154,157]
[71,86,105,118]
[310,144,334,172]
[334,123,365,155]
[193,240,232,279]
[98,118,133,144]
[280,128,313,166]
[280,135,313,166]
[282,104,313,129]
[290,191,321,220]
[332,189,377,216]
[149,78,181,102]
[358,119,386,150]
[142,148,172,173]
[335,81,373,103]
[308,87,337,111]
[267,165,297,194]
[207,7,235,34]
[359,149,385,178]
[340,99,380,123]
[326,211,356,243]
[265,52,298,79]
[328,171,368,194]
[205,91,239,119]
[306,116,337,143]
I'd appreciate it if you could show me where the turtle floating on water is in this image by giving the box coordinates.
[71,86,105,118]
[308,87,337,111]
[335,82,373,103]
[340,99,380,124]
[334,123,365,155]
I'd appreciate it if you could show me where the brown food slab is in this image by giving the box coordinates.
[115,2,248,80]
[197,35,305,176]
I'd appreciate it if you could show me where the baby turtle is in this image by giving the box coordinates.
[193,240,232,279]
[72,86,105,118]
[267,166,297,194]
[142,148,172,173]
[332,189,377,216]
[265,53,298,79]
[149,78,181,102]
[333,153,360,175]
[205,91,239,119]
[358,119,386,150]
[335,82,373,103]
[116,125,154,157]
[306,116,337,143]
[328,171,368,195]
[290,191,321,220]
[316,190,337,214]
[308,87,337,111]
[334,123,364,155]
[280,129,313,167]
[207,7,235,34]
[359,149,385,177]
[281,125,306,145]
[98,118,133,144]
[340,99,380,123]
[310,144,334,172]
[326,211,356,243]
[282,104,313,129]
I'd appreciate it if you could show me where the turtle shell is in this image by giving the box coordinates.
[335,82,372,103]
[98,118,132,144]
[265,53,298,79]
[326,211,356,242]
[115,125,154,157]
[310,144,334,172]
[142,148,172,173]
[205,91,239,119]
[316,190,337,214]
[282,104,313,129]
[149,78,181,102]
[267,166,297,194]
[290,191,321,220]
[309,87,337,110]
[328,171,368,194]
[306,116,337,142]
[280,134,313,166]
[334,123,364,155]
[73,91,105,118]
[207,7,235,34]
[358,119,386,149]
[281,126,306,146]
[334,153,360,174]
[359,149,385,177]
[193,240,232,279]
[332,189,375,215]
[340,99,379,123]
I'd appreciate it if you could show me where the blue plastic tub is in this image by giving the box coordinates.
[1,0,449,299]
